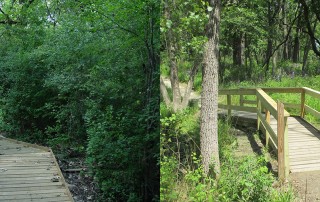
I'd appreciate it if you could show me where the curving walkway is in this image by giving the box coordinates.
[0,137,73,202]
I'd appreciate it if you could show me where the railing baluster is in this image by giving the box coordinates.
[300,89,305,118]
[277,101,289,182]
[240,94,244,106]
[227,94,231,119]
[257,99,261,131]
[265,109,270,147]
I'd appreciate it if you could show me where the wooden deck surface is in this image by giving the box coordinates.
[0,137,74,202]
[219,110,320,173]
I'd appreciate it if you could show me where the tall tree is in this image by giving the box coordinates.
[160,0,207,112]
[200,0,221,177]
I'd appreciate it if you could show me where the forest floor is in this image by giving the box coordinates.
[57,157,99,202]
[290,171,320,201]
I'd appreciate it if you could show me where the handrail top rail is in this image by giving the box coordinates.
[219,87,303,93]
[303,87,320,99]
[256,88,290,117]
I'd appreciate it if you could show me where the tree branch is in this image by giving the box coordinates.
[262,5,300,68]
[299,0,320,57]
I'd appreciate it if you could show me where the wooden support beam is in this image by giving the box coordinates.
[301,89,305,118]
[262,87,302,93]
[218,104,256,113]
[277,101,289,182]
[257,99,261,131]
[219,88,256,95]
[265,109,271,147]
[277,101,285,182]
[303,87,320,99]
[305,105,320,119]
[240,95,244,106]
[227,95,231,119]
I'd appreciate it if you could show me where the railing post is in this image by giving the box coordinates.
[277,101,289,182]
[257,99,261,131]
[265,109,270,146]
[227,94,231,119]
[240,95,244,106]
[300,89,305,118]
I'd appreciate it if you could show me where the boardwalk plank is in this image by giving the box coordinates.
[219,110,320,173]
[0,137,74,201]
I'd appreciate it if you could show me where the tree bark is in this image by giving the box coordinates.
[164,0,182,112]
[160,77,171,107]
[200,0,221,177]
[292,20,300,63]
[181,60,201,108]
[299,0,320,57]
[282,0,289,60]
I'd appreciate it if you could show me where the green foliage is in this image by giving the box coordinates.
[160,105,295,201]
[218,155,273,201]
[0,0,159,201]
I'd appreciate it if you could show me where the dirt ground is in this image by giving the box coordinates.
[290,171,320,202]
[57,157,100,202]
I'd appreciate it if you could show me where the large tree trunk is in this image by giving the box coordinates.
[200,0,221,177]
[282,0,289,60]
[160,77,171,107]
[302,41,310,75]
[233,33,245,67]
[292,21,300,63]
[164,0,182,112]
[181,60,201,109]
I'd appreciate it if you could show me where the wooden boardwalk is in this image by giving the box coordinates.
[222,110,320,173]
[0,137,74,202]
[218,87,320,179]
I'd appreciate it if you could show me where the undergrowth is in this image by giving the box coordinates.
[160,105,295,201]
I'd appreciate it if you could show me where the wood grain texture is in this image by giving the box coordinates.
[218,110,320,173]
[0,137,74,202]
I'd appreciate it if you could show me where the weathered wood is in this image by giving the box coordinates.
[283,103,300,109]
[265,109,271,146]
[303,87,320,99]
[0,137,74,202]
[243,99,257,105]
[50,148,74,201]
[301,90,305,117]
[227,95,231,119]
[277,101,286,181]
[218,104,256,113]
[240,95,244,106]
[219,88,256,95]
[305,105,320,119]
[256,88,290,118]
[257,99,261,131]
[262,87,302,93]
[257,110,277,145]
[0,137,49,152]
[218,87,320,174]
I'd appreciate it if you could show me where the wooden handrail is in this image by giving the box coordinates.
[303,87,320,99]
[256,88,290,118]
[262,87,302,93]
[218,86,320,181]
[219,88,256,95]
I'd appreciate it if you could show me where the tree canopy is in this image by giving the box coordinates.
[0,0,159,201]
